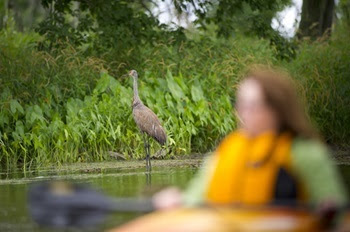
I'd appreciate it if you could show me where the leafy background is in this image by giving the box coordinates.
[0,0,349,170]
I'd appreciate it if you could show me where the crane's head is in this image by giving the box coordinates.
[128,70,138,78]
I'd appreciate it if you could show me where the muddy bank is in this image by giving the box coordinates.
[1,148,349,184]
[0,157,203,185]
[332,150,350,165]
[55,158,203,173]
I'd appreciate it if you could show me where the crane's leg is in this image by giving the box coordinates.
[146,135,152,172]
[146,171,151,185]
[142,133,151,172]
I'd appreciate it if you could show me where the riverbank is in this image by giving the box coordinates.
[332,147,350,165]
[0,157,202,184]
[2,148,350,184]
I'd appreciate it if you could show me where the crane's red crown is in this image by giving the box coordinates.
[129,70,138,78]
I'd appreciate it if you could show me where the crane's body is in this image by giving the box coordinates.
[129,70,166,171]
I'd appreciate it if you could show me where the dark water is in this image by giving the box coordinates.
[0,165,198,232]
[339,165,350,192]
[1,163,350,232]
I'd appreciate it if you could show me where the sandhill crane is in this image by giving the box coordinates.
[128,70,167,172]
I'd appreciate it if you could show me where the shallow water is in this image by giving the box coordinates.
[0,164,198,232]
[1,161,350,232]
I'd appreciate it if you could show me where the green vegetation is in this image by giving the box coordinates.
[0,1,349,170]
[0,26,239,169]
[285,25,350,146]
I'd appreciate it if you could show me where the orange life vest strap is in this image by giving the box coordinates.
[206,131,299,205]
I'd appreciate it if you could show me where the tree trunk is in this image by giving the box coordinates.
[298,0,335,39]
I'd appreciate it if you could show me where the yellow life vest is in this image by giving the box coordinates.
[206,130,305,205]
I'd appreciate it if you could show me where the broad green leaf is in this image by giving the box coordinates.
[10,99,24,114]
[166,72,185,100]
[94,72,111,94]
[191,84,204,102]
[16,121,25,137]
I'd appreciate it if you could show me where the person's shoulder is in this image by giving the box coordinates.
[219,130,245,145]
[225,129,246,140]
[214,130,245,155]
[291,137,330,162]
[292,137,327,152]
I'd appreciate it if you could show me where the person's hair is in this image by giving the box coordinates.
[243,65,319,140]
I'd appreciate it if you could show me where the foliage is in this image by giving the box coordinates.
[0,70,235,169]
[0,0,46,31]
[284,25,350,146]
[0,29,244,169]
[36,0,185,50]
[172,0,295,59]
[34,0,296,59]
[0,26,102,105]
[338,0,350,26]
[203,0,290,37]
[0,14,349,170]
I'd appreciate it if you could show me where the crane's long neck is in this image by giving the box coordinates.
[133,76,142,105]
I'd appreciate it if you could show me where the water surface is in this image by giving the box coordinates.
[1,161,350,232]
[0,163,198,232]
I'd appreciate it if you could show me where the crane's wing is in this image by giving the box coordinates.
[133,105,167,145]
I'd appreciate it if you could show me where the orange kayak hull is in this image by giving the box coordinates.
[109,207,321,232]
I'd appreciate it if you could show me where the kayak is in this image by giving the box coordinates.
[109,207,322,232]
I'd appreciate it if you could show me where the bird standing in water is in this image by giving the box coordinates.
[129,70,167,172]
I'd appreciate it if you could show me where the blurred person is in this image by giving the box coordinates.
[153,65,347,221]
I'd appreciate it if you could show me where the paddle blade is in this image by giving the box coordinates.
[28,181,114,228]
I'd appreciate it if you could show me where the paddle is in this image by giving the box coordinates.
[28,181,154,228]
[28,181,341,230]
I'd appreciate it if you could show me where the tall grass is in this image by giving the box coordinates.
[0,25,349,170]
[285,25,350,146]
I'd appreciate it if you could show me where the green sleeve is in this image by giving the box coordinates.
[292,138,348,206]
[181,154,216,206]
